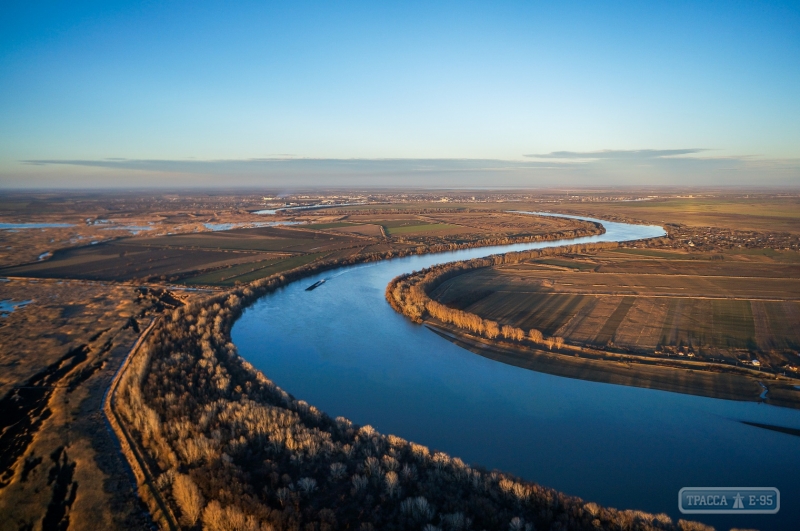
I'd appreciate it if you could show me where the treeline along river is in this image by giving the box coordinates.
[232,214,800,530]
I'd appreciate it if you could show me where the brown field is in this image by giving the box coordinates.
[1,207,587,286]
[0,226,364,283]
[140,226,360,253]
[0,243,282,281]
[431,249,800,371]
[0,278,201,531]
[544,195,800,233]
[336,194,800,232]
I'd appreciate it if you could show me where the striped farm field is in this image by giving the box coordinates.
[429,249,800,369]
[183,253,326,286]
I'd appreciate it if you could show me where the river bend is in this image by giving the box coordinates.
[233,213,800,529]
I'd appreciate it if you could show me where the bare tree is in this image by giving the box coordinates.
[384,471,400,498]
[172,473,204,526]
[297,477,318,495]
[528,329,543,343]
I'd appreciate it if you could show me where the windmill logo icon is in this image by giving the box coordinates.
[732,493,745,509]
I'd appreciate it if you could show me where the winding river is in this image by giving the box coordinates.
[233,214,800,530]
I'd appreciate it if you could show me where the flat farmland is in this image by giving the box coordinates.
[430,249,800,369]
[0,209,593,287]
[0,225,363,283]
[182,253,326,286]
[330,224,384,237]
[547,195,800,233]
[137,226,359,253]
[381,220,462,236]
[424,211,581,234]
[336,210,589,240]
[0,243,280,281]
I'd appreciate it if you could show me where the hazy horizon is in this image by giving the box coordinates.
[2,1,799,188]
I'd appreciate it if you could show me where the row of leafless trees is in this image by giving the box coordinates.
[386,242,620,351]
[114,238,710,531]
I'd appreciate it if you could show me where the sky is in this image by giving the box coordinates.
[1,1,799,189]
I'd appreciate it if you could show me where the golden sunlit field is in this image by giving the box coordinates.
[550,195,800,233]
[431,249,800,369]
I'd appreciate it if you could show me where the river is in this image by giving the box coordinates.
[232,214,800,530]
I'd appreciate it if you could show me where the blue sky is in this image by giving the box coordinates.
[1,1,799,188]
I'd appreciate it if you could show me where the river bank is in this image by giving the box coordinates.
[425,321,800,409]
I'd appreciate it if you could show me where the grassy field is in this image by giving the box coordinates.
[180,256,287,285]
[431,249,800,370]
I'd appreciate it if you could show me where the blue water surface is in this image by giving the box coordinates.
[0,223,73,229]
[233,214,800,531]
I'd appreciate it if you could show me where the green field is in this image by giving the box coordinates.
[383,222,459,236]
[183,253,326,286]
[181,257,286,285]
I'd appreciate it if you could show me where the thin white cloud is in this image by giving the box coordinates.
[7,153,799,188]
[525,149,708,159]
